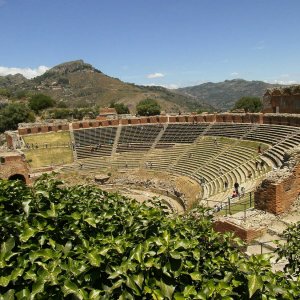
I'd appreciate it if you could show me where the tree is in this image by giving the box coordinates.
[232,96,262,113]
[110,102,130,114]
[28,93,55,113]
[136,99,161,116]
[0,103,35,132]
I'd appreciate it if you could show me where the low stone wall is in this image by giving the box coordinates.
[213,220,265,243]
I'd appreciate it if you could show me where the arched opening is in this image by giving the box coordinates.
[8,174,26,183]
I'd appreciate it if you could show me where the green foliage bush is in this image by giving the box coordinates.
[29,94,55,113]
[109,102,130,114]
[276,222,300,277]
[136,99,161,116]
[0,103,35,133]
[0,177,300,299]
[232,97,262,113]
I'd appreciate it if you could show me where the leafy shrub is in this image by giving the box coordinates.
[109,102,130,114]
[0,176,299,299]
[29,94,55,113]
[136,99,161,116]
[0,103,35,133]
[276,222,300,277]
[232,97,262,113]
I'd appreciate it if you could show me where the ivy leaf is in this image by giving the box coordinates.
[62,280,83,299]
[63,241,72,256]
[183,285,197,297]
[87,251,102,267]
[190,272,202,281]
[1,289,14,300]
[157,279,175,300]
[46,202,57,217]
[35,190,49,198]
[126,276,141,295]
[132,244,143,263]
[132,273,144,289]
[1,237,15,260]
[19,225,36,242]
[15,288,30,300]
[248,274,263,298]
[0,275,11,287]
[22,200,31,217]
[31,279,45,297]
[71,211,81,220]
[89,289,101,299]
[84,217,97,228]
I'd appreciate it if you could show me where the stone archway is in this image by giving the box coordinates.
[8,174,26,183]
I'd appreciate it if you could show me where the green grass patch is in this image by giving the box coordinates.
[24,147,73,169]
[216,192,255,216]
[23,131,71,147]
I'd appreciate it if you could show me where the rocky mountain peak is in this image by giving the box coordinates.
[46,59,101,76]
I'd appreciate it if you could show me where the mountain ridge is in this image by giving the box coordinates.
[0,60,210,113]
[176,79,283,110]
[0,60,286,112]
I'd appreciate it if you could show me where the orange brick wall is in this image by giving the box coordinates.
[213,220,265,243]
[0,155,30,184]
[255,163,300,214]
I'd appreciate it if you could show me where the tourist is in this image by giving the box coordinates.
[258,144,262,154]
[234,182,239,194]
[224,181,228,190]
[240,186,245,197]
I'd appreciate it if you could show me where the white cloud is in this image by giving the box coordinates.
[147,72,165,79]
[230,72,239,77]
[142,83,179,89]
[0,0,6,7]
[273,80,298,85]
[162,83,178,89]
[264,79,299,85]
[0,65,49,79]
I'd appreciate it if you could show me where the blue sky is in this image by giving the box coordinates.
[0,0,300,88]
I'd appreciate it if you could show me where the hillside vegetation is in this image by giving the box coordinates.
[177,79,283,111]
[0,60,211,113]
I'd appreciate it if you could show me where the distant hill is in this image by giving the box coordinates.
[177,79,283,111]
[0,60,212,113]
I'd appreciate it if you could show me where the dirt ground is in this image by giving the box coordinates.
[58,168,201,213]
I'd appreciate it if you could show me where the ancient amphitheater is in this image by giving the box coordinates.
[2,112,300,260]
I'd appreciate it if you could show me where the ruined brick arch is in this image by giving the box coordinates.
[8,173,26,182]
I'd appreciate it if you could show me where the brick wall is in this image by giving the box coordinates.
[5,134,13,148]
[0,154,30,184]
[263,95,300,114]
[18,113,300,138]
[213,220,265,243]
[255,163,300,215]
